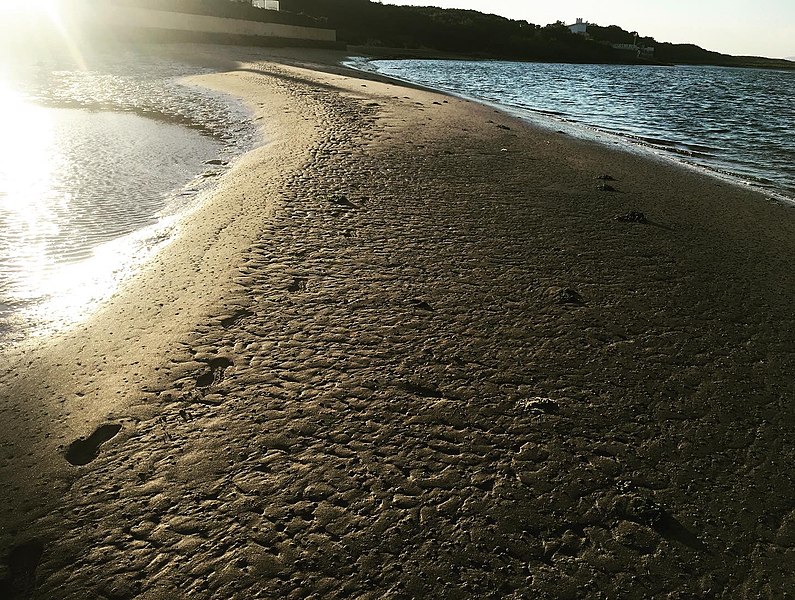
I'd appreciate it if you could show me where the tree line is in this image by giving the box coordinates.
[103,0,794,68]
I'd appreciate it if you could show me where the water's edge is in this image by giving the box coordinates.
[344,57,795,207]
[0,56,259,347]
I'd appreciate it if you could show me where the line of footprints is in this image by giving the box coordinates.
[64,356,233,466]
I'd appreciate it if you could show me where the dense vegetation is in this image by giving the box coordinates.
[280,0,620,62]
[279,0,794,68]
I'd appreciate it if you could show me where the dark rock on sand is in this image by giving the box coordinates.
[409,299,434,311]
[616,211,648,223]
[328,194,357,209]
[524,397,560,415]
[548,287,585,305]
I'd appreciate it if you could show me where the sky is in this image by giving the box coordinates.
[382,0,795,59]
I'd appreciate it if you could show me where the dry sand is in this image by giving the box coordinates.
[1,45,794,599]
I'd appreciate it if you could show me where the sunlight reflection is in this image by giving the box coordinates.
[22,215,179,335]
[0,76,176,339]
[0,5,233,343]
[0,83,59,237]
[0,81,61,315]
[0,0,131,339]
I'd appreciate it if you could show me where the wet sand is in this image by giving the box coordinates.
[1,45,794,598]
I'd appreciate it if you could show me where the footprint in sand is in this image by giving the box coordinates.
[409,299,434,312]
[287,278,308,293]
[196,357,234,389]
[616,211,648,223]
[220,310,254,329]
[398,380,443,398]
[0,538,44,598]
[547,287,585,305]
[65,424,122,466]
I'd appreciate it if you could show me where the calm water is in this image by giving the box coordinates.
[0,50,256,346]
[355,59,795,200]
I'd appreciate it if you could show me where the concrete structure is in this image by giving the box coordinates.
[568,18,587,35]
[234,0,280,8]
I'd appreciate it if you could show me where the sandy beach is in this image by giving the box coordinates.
[1,45,793,598]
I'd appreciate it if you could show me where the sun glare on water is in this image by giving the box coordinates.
[0,79,165,338]
[0,0,121,338]
[0,81,58,243]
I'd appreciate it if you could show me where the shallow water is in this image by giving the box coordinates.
[355,59,795,201]
[0,49,256,346]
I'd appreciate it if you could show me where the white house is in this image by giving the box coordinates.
[568,18,587,35]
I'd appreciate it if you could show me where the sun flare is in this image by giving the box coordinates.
[0,0,87,69]
[0,0,64,39]
[0,0,61,16]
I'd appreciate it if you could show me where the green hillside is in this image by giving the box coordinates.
[278,0,795,68]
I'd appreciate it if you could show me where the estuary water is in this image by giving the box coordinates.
[0,49,256,346]
[353,59,795,201]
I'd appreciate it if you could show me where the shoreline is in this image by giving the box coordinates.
[1,44,793,598]
[0,48,261,348]
[347,56,795,206]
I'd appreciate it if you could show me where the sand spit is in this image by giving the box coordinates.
[1,45,793,598]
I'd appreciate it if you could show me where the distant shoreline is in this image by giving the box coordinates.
[344,44,795,70]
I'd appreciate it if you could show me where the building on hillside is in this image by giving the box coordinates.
[639,45,655,58]
[611,33,655,58]
[568,18,587,35]
[611,42,655,58]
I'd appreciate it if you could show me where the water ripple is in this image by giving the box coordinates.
[0,50,257,346]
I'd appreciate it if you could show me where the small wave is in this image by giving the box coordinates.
[619,135,718,157]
